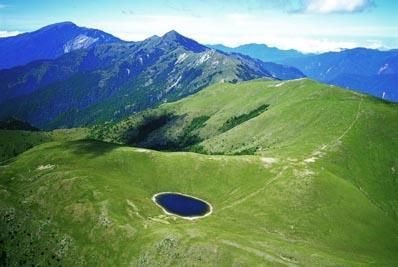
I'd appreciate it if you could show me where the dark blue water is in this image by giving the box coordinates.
[154,193,211,217]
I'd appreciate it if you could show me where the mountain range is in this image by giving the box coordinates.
[0,23,304,129]
[284,48,398,101]
[0,21,397,131]
[211,44,398,102]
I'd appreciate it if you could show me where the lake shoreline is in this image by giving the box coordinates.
[152,191,213,220]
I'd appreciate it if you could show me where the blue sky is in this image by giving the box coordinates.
[0,0,397,52]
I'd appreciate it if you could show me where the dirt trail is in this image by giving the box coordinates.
[303,96,363,164]
[220,97,364,211]
[221,239,298,266]
[336,97,364,142]
[219,166,288,211]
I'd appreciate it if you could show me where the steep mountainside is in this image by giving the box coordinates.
[0,22,121,70]
[0,30,304,129]
[1,79,398,265]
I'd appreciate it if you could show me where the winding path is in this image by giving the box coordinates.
[220,96,364,211]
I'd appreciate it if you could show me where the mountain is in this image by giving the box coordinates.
[283,48,398,101]
[0,27,304,129]
[0,21,121,70]
[2,79,398,265]
[208,43,305,63]
[213,43,398,102]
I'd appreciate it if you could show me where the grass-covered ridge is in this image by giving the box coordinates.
[1,78,398,265]
[92,78,395,157]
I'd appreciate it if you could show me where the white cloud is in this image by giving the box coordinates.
[81,13,395,53]
[295,0,375,14]
[258,37,383,53]
[0,30,21,38]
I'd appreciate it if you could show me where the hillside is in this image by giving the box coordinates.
[91,79,391,156]
[0,28,304,129]
[1,79,397,265]
[0,22,121,70]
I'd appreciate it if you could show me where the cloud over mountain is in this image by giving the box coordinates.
[0,30,21,38]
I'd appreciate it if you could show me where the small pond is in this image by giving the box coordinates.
[153,192,212,219]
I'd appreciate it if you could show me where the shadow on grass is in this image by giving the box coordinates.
[50,139,122,159]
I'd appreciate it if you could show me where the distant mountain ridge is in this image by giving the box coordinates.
[210,43,398,102]
[0,24,304,129]
[0,21,121,70]
[283,48,398,101]
[207,43,305,63]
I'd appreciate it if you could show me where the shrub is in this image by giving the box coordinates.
[219,104,269,132]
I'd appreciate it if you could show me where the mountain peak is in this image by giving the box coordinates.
[161,30,185,41]
[241,43,270,48]
[52,21,76,26]
[161,30,207,53]
[41,21,77,30]
[0,21,121,69]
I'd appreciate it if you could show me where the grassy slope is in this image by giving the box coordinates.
[93,79,390,158]
[1,79,398,265]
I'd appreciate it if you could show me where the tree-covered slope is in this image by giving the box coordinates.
[0,128,88,162]
[0,118,39,131]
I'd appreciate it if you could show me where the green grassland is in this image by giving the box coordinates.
[1,79,398,265]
